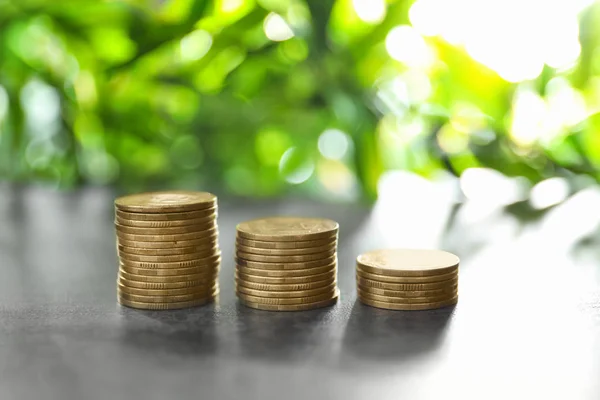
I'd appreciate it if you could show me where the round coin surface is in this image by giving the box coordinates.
[115,191,216,213]
[236,217,338,241]
[357,249,459,277]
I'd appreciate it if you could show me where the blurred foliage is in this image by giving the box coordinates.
[0,0,600,202]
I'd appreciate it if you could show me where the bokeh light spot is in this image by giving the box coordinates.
[318,129,351,160]
[385,25,434,69]
[180,30,212,62]
[263,13,294,42]
[170,135,204,169]
[279,147,314,184]
[352,0,386,24]
[530,177,570,209]
[255,129,290,166]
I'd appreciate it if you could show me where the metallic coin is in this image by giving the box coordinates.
[236,249,335,263]
[238,290,339,311]
[357,249,459,277]
[357,289,457,304]
[117,282,218,296]
[118,246,219,262]
[116,207,217,221]
[115,221,217,235]
[235,282,337,298]
[236,288,337,305]
[235,255,336,270]
[118,296,217,310]
[357,276,459,291]
[237,262,336,278]
[356,268,457,283]
[235,275,335,291]
[117,276,215,289]
[115,191,217,213]
[236,270,336,284]
[357,283,458,298]
[235,249,335,263]
[235,242,336,256]
[236,236,337,250]
[358,295,458,311]
[115,214,216,228]
[117,236,217,249]
[236,217,338,242]
[116,227,218,242]
[117,243,215,256]
[119,264,219,277]
[119,254,221,269]
[118,288,218,303]
[118,270,218,283]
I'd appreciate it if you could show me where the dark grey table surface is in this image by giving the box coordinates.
[1,183,599,400]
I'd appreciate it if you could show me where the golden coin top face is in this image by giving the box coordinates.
[357,249,459,273]
[236,217,338,239]
[115,191,216,213]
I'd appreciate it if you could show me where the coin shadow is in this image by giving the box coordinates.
[233,301,333,362]
[340,300,455,363]
[115,302,219,357]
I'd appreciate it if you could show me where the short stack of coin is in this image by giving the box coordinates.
[235,217,340,311]
[114,191,220,310]
[356,249,459,310]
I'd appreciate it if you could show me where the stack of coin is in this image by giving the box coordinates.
[356,249,459,310]
[114,191,220,310]
[235,217,340,311]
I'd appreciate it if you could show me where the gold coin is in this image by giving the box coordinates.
[115,191,217,213]
[357,289,457,304]
[359,295,458,311]
[238,291,339,311]
[118,288,218,303]
[237,262,336,278]
[235,282,337,298]
[236,288,337,305]
[118,296,216,310]
[115,214,216,228]
[118,270,218,283]
[117,243,215,256]
[116,235,217,249]
[117,276,215,289]
[115,227,218,242]
[357,249,459,277]
[236,217,338,242]
[119,264,219,277]
[115,221,217,235]
[357,283,458,298]
[236,236,337,249]
[118,246,219,262]
[236,249,335,263]
[356,268,457,283]
[235,242,336,256]
[116,207,217,221]
[235,274,335,291]
[236,270,336,284]
[117,282,217,296]
[119,254,221,269]
[357,276,459,291]
[235,255,337,270]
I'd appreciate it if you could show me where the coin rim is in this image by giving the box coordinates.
[357,288,458,304]
[238,290,339,311]
[356,268,458,283]
[115,221,217,235]
[115,207,217,221]
[237,262,336,278]
[118,295,217,310]
[235,242,336,256]
[358,295,458,311]
[235,282,338,298]
[356,276,459,290]
[236,270,337,284]
[235,236,337,249]
[235,275,336,291]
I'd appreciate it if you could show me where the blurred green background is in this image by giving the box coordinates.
[1,0,600,202]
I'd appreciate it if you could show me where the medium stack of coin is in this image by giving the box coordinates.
[356,249,459,310]
[235,217,340,311]
[114,191,220,310]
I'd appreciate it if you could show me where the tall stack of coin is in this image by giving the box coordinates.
[235,217,340,311]
[356,249,459,310]
[114,191,220,310]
